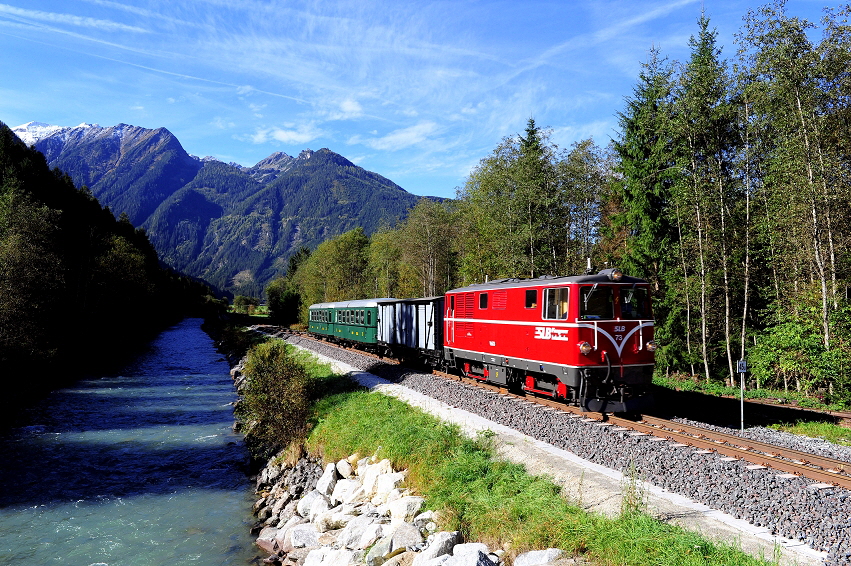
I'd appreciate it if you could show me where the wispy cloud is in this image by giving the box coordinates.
[249,123,324,145]
[349,121,439,151]
[0,3,148,33]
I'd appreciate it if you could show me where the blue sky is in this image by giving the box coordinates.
[0,0,829,198]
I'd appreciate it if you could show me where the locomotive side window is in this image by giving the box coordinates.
[479,293,488,309]
[544,288,569,319]
[525,289,538,309]
[580,285,614,320]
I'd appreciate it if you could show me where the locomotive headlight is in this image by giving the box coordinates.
[610,268,623,281]
[578,341,593,356]
[646,340,658,352]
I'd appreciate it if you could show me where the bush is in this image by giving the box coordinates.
[236,341,315,460]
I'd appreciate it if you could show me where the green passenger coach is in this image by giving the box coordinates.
[308,299,392,345]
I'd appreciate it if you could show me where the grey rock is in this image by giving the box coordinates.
[316,462,339,496]
[514,549,564,566]
[366,536,394,566]
[289,523,321,548]
[444,551,497,566]
[338,513,379,549]
[452,543,489,556]
[412,532,461,566]
[390,522,424,551]
[297,490,327,518]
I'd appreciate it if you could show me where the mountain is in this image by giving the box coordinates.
[13,122,426,296]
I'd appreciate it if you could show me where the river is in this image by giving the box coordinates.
[0,318,258,565]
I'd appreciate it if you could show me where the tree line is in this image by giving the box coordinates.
[266,1,851,401]
[0,121,221,408]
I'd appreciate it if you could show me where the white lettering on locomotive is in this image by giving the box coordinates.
[534,327,569,341]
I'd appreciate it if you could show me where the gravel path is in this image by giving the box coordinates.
[281,333,851,565]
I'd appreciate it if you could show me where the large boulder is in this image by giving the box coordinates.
[412,531,462,566]
[390,521,424,551]
[444,551,497,566]
[255,526,279,555]
[330,478,363,505]
[338,513,380,549]
[316,462,339,496]
[388,496,426,523]
[362,459,394,496]
[337,458,354,478]
[514,549,564,566]
[297,490,328,518]
[452,543,490,557]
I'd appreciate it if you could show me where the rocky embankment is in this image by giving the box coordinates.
[228,351,582,566]
[248,450,581,566]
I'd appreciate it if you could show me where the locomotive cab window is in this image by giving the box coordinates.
[580,285,614,320]
[544,288,569,319]
[525,289,538,309]
[620,287,650,319]
[479,293,488,309]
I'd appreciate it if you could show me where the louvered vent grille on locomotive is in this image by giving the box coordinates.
[456,292,475,336]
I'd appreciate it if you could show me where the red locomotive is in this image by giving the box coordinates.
[443,268,656,412]
[308,268,656,413]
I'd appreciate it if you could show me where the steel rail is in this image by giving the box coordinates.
[268,329,851,490]
[639,414,850,474]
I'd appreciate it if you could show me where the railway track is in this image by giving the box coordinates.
[260,327,851,491]
[445,372,851,490]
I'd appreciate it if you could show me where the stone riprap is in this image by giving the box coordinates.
[248,451,584,566]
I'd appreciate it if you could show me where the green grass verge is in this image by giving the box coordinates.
[305,389,774,566]
[768,421,851,446]
[653,374,850,412]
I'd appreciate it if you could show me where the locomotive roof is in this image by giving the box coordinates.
[446,270,649,294]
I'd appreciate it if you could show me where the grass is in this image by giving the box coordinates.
[653,374,850,412]
[304,388,774,566]
[767,420,851,446]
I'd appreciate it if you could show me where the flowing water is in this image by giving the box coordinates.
[0,318,258,565]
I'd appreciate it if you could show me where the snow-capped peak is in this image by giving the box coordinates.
[12,121,64,146]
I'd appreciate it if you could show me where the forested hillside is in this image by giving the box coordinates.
[270,4,851,402]
[0,121,217,409]
[16,123,426,297]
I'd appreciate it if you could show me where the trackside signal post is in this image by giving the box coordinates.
[737,359,748,433]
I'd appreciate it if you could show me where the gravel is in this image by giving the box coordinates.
[279,332,851,565]
[670,417,851,464]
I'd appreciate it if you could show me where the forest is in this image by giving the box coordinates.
[268,2,851,402]
[0,121,221,410]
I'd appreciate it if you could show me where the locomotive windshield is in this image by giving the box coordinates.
[580,285,613,320]
[620,286,651,319]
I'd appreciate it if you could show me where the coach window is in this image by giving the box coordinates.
[367,311,372,325]
[525,289,538,309]
[544,288,569,319]
[580,285,614,320]
[479,293,488,309]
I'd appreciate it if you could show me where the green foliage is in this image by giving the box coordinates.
[232,294,261,314]
[768,421,851,445]
[0,120,220,405]
[307,389,771,565]
[236,341,316,459]
[457,119,610,282]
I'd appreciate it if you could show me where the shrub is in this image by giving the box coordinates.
[236,341,315,460]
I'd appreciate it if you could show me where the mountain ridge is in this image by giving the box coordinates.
[12,121,429,296]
